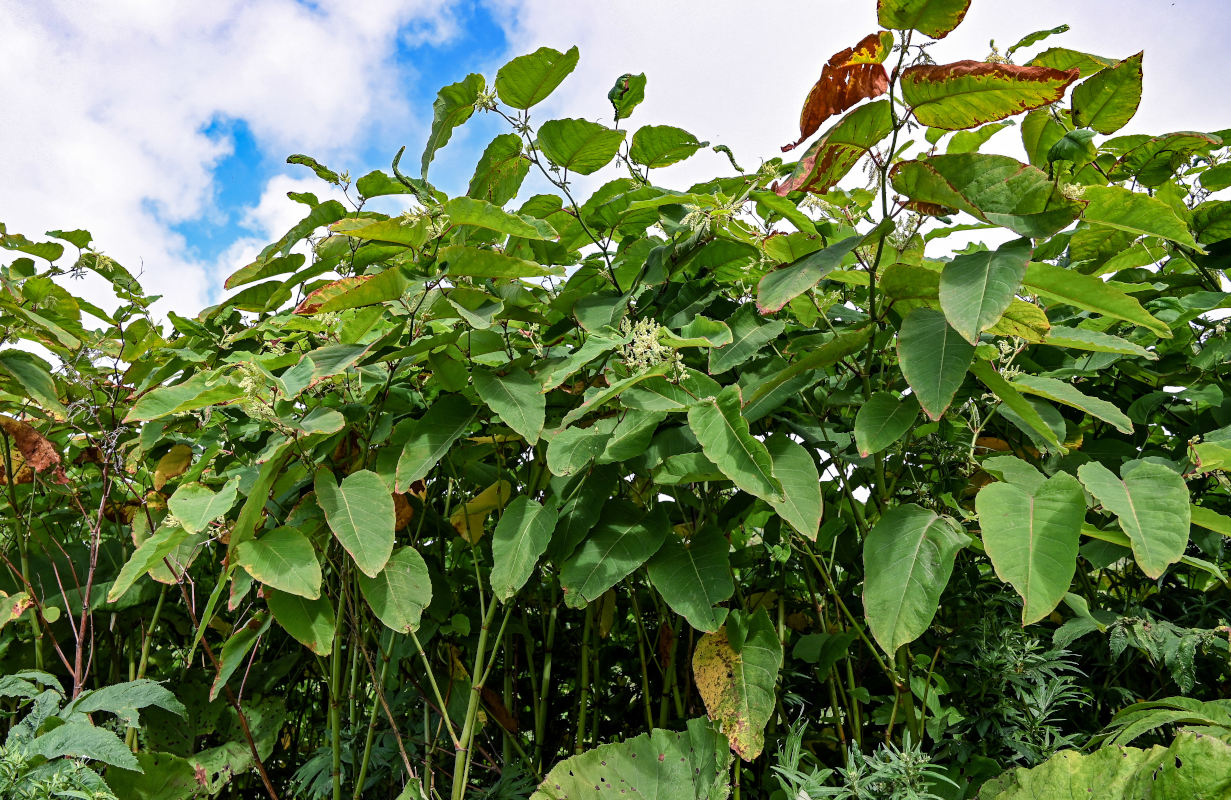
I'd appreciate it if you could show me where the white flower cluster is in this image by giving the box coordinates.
[619,317,686,380]
[236,361,280,424]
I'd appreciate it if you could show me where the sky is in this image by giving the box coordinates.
[2,0,1227,317]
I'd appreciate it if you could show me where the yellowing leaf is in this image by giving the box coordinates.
[450,480,513,544]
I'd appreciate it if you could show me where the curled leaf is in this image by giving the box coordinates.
[784,32,892,151]
[0,415,68,485]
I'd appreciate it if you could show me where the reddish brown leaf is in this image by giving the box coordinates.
[480,685,519,733]
[393,492,415,531]
[293,276,371,315]
[784,32,891,152]
[0,415,68,485]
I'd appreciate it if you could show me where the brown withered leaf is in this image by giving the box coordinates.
[393,492,415,531]
[0,415,68,485]
[480,685,519,733]
[784,32,891,152]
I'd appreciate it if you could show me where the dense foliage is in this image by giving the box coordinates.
[3,0,1231,797]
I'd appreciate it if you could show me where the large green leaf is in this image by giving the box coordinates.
[862,505,966,655]
[766,436,823,539]
[396,396,476,490]
[896,308,974,421]
[708,304,786,374]
[315,468,395,578]
[559,502,667,608]
[1080,185,1200,249]
[546,423,612,477]
[0,350,67,419]
[744,327,871,411]
[756,235,860,313]
[977,472,1085,625]
[537,118,626,175]
[266,589,335,656]
[939,238,1031,343]
[443,196,557,240]
[1011,374,1132,434]
[1110,132,1222,188]
[629,124,708,169]
[495,46,579,109]
[877,0,971,38]
[775,100,893,195]
[1071,52,1143,134]
[890,154,1085,238]
[687,385,784,503]
[1077,460,1190,578]
[108,524,190,603]
[902,62,1079,131]
[357,547,432,633]
[530,717,731,800]
[422,73,484,178]
[692,609,782,760]
[646,526,733,633]
[236,527,321,600]
[32,722,138,771]
[474,366,545,444]
[854,392,920,456]
[1023,261,1170,338]
[124,369,245,423]
[489,497,559,602]
[168,478,240,534]
[439,245,557,278]
[468,134,530,206]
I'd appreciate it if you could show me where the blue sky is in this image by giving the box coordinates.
[2,0,1227,315]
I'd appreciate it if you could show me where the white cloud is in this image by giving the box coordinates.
[0,0,461,315]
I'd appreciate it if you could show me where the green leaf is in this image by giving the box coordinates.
[687,385,784,503]
[1071,52,1143,134]
[1192,505,1231,538]
[1043,326,1156,358]
[946,120,1014,154]
[708,304,786,374]
[890,154,1084,238]
[977,472,1085,625]
[357,546,432,633]
[531,717,731,800]
[266,589,335,656]
[537,118,626,175]
[1023,261,1170,338]
[608,73,647,121]
[939,238,1031,343]
[489,497,559,603]
[629,125,708,169]
[287,153,340,184]
[32,721,139,771]
[236,527,322,600]
[124,369,245,422]
[422,73,484,178]
[1004,24,1071,60]
[896,308,974,421]
[1078,460,1190,578]
[599,410,666,464]
[212,613,270,700]
[468,134,531,206]
[968,361,1062,449]
[692,609,782,760]
[766,436,823,539]
[439,245,557,278]
[646,527,733,633]
[863,503,968,659]
[877,0,971,38]
[1021,108,1070,168]
[1028,47,1116,78]
[854,392,921,457]
[315,468,395,578]
[1011,374,1133,434]
[329,217,427,248]
[298,268,409,314]
[560,502,667,609]
[546,424,612,477]
[775,100,893,194]
[68,679,186,728]
[474,367,545,444]
[168,478,240,534]
[444,196,557,240]
[1081,185,1201,250]
[757,236,860,313]
[901,61,1078,131]
[108,524,190,603]
[396,396,476,490]
[744,327,872,412]
[1110,132,1221,187]
[495,46,579,109]
[0,350,68,419]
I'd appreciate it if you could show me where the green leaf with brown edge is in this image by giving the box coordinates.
[314,468,395,578]
[266,588,335,656]
[687,385,784,503]
[468,134,531,206]
[854,392,920,457]
[901,61,1078,132]
[559,502,667,609]
[977,472,1085,625]
[536,118,626,175]
[766,435,823,540]
[939,238,1031,344]
[968,361,1062,449]
[357,546,432,633]
[757,235,860,313]
[1081,185,1200,250]
[293,268,409,315]
[1071,52,1143,134]
[1011,374,1133,434]
[776,100,892,195]
[422,73,484,178]
[890,154,1085,238]
[1022,260,1171,338]
[629,125,708,169]
[444,196,557,240]
[495,46,579,110]
[1078,460,1190,578]
[897,307,975,421]
[863,504,966,655]
[236,527,321,600]
[646,526,733,633]
[692,608,783,760]
[439,245,558,279]
[210,612,270,701]
[489,497,558,603]
[877,0,971,39]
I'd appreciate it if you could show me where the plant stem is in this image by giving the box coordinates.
[330,585,347,800]
[574,604,594,754]
[451,595,500,800]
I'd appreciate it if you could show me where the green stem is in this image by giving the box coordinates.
[330,587,347,800]
[534,597,558,770]
[574,605,594,754]
[353,634,392,800]
[451,596,500,800]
